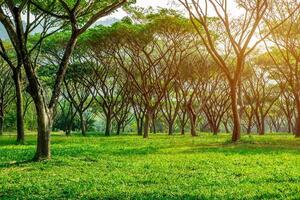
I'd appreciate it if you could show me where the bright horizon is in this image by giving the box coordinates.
[105,0,242,20]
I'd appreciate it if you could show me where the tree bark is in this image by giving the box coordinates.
[246,125,252,135]
[116,123,121,135]
[33,97,52,161]
[137,118,143,136]
[287,119,292,133]
[151,115,157,134]
[79,111,86,136]
[189,110,197,137]
[105,115,112,136]
[168,121,174,135]
[212,125,219,135]
[230,82,241,142]
[294,98,300,137]
[12,70,25,143]
[143,109,152,138]
[258,119,265,135]
[0,116,3,135]
[181,127,185,135]
[224,121,230,133]
[246,117,252,134]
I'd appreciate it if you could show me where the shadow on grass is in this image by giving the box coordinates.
[179,142,300,156]
[0,159,35,169]
[1,134,300,170]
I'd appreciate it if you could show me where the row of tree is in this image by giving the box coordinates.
[0,0,300,161]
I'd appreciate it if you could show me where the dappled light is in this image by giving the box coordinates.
[1,0,300,199]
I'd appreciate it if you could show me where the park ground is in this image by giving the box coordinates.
[0,132,300,199]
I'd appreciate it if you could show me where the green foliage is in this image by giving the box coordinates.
[0,133,300,199]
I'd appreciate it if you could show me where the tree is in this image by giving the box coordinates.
[113,14,194,138]
[243,66,280,135]
[0,37,25,143]
[160,82,181,135]
[278,90,296,133]
[179,0,293,141]
[0,0,129,160]
[0,60,15,135]
[130,88,146,136]
[63,63,94,136]
[202,71,231,135]
[263,0,300,137]
[83,32,130,136]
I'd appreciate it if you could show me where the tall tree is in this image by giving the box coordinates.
[179,0,294,141]
[63,63,94,136]
[263,0,300,137]
[243,66,281,135]
[0,60,15,135]
[0,0,129,160]
[202,72,231,135]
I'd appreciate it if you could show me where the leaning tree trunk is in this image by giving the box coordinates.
[230,81,241,142]
[23,63,52,160]
[32,95,52,161]
[12,69,25,144]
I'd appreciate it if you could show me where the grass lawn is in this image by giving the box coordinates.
[0,133,300,200]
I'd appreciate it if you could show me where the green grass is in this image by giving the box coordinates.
[0,133,300,200]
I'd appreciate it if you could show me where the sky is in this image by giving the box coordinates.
[100,0,242,22]
[103,0,175,20]
[0,1,243,38]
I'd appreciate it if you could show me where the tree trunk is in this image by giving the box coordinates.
[65,129,71,136]
[12,70,25,144]
[287,118,292,133]
[246,118,252,134]
[294,98,300,137]
[151,116,157,134]
[224,122,230,133]
[269,122,273,133]
[0,116,3,135]
[33,99,51,161]
[105,115,112,136]
[168,121,174,135]
[189,111,197,137]
[116,123,121,135]
[246,125,252,135]
[181,127,185,135]
[65,109,76,136]
[143,109,152,138]
[258,119,265,135]
[294,116,300,137]
[212,125,218,135]
[230,82,241,142]
[79,111,86,136]
[25,73,52,161]
[137,118,143,136]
